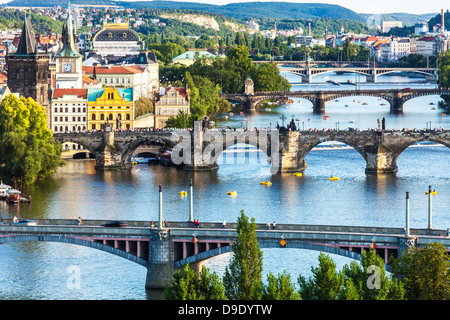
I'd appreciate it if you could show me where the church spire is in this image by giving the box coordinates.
[16,14,36,55]
[56,4,81,58]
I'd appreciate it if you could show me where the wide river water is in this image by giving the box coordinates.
[1,71,450,300]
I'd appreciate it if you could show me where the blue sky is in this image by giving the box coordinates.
[164,0,447,14]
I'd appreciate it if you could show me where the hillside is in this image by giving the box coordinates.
[3,0,365,22]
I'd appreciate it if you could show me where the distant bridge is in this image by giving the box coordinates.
[281,66,438,83]
[220,88,450,113]
[0,218,448,289]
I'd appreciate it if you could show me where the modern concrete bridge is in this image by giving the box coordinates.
[0,218,448,289]
[53,122,450,174]
[220,88,450,113]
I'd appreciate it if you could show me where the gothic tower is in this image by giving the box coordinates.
[55,6,82,89]
[6,15,50,112]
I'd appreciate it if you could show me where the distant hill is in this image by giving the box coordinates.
[3,0,366,22]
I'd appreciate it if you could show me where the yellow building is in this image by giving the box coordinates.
[87,87,134,131]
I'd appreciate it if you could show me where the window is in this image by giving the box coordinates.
[54,108,58,113]
[108,114,113,120]
[125,114,130,120]
[92,114,96,120]
[54,117,57,121]
[100,114,105,120]
[54,126,58,132]
[92,124,96,130]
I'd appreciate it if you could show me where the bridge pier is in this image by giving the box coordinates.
[313,93,326,114]
[364,143,398,174]
[94,125,128,170]
[145,229,174,290]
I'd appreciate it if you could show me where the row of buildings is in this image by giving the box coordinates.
[292,10,449,62]
[4,9,191,136]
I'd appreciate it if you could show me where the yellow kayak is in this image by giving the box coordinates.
[329,176,339,181]
[260,181,272,186]
[227,191,237,196]
[425,191,437,195]
[293,173,303,177]
[179,191,188,196]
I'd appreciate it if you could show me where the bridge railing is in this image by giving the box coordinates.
[0,219,445,237]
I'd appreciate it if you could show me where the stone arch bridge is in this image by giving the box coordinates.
[0,218,449,289]
[54,122,450,174]
[220,88,450,114]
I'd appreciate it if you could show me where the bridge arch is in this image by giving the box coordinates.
[0,234,148,267]
[392,138,450,170]
[173,240,363,270]
[121,134,182,164]
[202,131,273,170]
[296,136,368,171]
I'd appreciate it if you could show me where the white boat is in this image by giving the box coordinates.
[131,156,149,164]
[0,182,11,200]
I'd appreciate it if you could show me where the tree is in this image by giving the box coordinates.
[164,264,226,300]
[223,210,263,300]
[164,110,191,128]
[343,249,405,300]
[0,95,63,186]
[134,96,154,118]
[390,242,450,300]
[438,51,450,108]
[297,252,345,300]
[259,271,300,300]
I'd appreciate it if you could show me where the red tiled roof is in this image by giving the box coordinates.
[52,88,88,99]
[82,65,145,75]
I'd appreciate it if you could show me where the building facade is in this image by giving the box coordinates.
[50,88,88,133]
[87,87,134,131]
[154,86,189,128]
[91,23,141,57]
[82,64,157,98]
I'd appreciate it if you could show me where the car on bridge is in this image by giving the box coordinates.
[101,221,128,228]
[11,219,37,226]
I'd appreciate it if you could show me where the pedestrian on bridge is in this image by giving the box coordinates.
[222,220,227,228]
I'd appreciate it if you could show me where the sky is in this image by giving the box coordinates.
[164,0,448,14]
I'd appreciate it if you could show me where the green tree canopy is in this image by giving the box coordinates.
[164,264,226,300]
[0,95,63,185]
[223,210,263,300]
[390,242,450,300]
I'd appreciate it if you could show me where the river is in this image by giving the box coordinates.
[0,72,449,300]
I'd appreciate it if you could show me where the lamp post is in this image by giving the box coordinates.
[189,179,193,222]
[159,184,162,227]
[405,192,410,237]
[428,185,433,230]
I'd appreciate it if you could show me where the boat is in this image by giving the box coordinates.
[6,189,21,203]
[362,102,368,105]
[440,113,446,116]
[328,176,339,181]
[179,191,188,196]
[131,156,149,164]
[345,105,349,107]
[293,172,303,177]
[349,120,354,123]
[265,108,271,112]
[227,191,237,196]
[425,191,437,195]
[260,181,272,186]
[0,182,11,200]
[429,102,435,105]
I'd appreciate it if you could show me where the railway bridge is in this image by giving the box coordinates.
[53,122,450,174]
[0,218,448,289]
